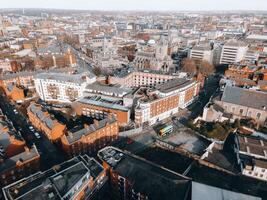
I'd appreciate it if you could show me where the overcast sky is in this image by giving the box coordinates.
[1,0,267,11]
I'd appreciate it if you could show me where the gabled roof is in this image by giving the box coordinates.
[221,86,267,110]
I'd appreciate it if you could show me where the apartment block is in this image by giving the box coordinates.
[0,113,40,186]
[108,70,175,88]
[98,146,191,200]
[4,83,25,102]
[72,96,130,125]
[34,71,96,103]
[61,115,119,157]
[2,155,106,200]
[27,103,66,142]
[135,78,200,125]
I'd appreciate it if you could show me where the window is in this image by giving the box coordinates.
[240,109,243,114]
[257,113,261,119]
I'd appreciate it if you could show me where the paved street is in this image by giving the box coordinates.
[0,90,66,170]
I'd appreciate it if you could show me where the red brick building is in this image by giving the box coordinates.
[61,115,119,157]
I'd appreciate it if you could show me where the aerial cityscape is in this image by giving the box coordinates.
[0,0,267,200]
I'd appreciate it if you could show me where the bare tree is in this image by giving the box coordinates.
[198,60,215,76]
[181,58,197,74]
[92,66,102,76]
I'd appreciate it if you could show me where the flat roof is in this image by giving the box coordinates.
[192,181,261,200]
[98,146,191,200]
[3,155,103,200]
[78,96,129,112]
[85,82,131,96]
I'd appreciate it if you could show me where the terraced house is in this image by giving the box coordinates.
[27,103,66,142]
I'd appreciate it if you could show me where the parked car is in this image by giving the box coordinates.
[34,132,41,139]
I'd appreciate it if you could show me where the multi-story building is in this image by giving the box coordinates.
[0,71,35,89]
[72,96,130,125]
[97,146,191,200]
[189,45,213,63]
[4,83,25,102]
[27,103,66,142]
[35,47,77,68]
[135,78,200,125]
[0,113,40,186]
[108,69,176,88]
[2,155,106,200]
[220,40,249,64]
[225,133,267,182]
[0,60,20,73]
[34,71,96,103]
[61,115,118,157]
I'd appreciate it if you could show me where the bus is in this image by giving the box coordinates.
[159,125,173,137]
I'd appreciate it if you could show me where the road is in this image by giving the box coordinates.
[0,90,66,170]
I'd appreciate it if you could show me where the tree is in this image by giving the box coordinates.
[181,58,197,74]
[92,66,102,76]
[198,60,215,76]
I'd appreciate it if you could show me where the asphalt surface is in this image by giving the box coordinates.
[0,89,67,170]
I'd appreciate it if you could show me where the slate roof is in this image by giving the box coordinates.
[221,86,267,110]
[66,115,117,144]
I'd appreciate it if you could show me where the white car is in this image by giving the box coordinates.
[13,109,18,114]
[34,132,41,139]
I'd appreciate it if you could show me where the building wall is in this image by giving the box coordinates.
[109,71,174,88]
[0,149,40,186]
[34,78,87,103]
[61,120,118,157]
[216,100,267,125]
[189,49,213,63]
[243,166,267,181]
[73,102,130,125]
[220,45,248,64]
[4,86,25,101]
[27,106,66,141]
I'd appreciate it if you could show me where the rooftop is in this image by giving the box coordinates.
[221,86,267,111]
[156,78,196,93]
[77,96,129,112]
[98,146,191,200]
[85,82,131,97]
[2,155,104,200]
[192,181,261,200]
[35,71,92,84]
[28,103,62,130]
[0,146,39,173]
[65,115,117,144]
[237,134,267,159]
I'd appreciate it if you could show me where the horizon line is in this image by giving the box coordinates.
[0,7,267,12]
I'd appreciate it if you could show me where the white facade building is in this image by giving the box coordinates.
[189,45,213,63]
[220,40,248,64]
[34,72,96,103]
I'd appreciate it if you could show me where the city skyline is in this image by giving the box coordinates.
[1,0,267,11]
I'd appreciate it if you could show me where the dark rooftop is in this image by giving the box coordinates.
[98,146,191,200]
[156,78,196,93]
[2,155,104,200]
